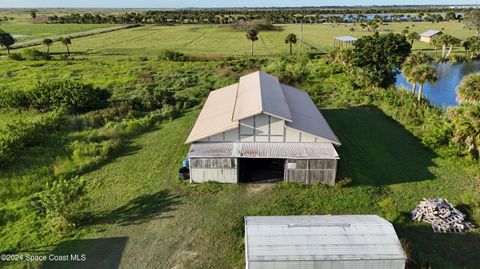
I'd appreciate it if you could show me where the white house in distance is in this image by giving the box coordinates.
[244,215,407,269]
[420,30,443,43]
[185,71,341,185]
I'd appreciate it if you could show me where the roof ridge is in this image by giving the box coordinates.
[230,82,241,122]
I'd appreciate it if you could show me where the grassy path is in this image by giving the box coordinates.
[8,25,139,50]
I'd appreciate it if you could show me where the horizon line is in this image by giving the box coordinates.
[1,4,480,9]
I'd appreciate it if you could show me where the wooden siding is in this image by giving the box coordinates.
[285,159,337,185]
[190,157,236,169]
[190,157,238,183]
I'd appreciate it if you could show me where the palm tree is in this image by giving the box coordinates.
[407,32,420,46]
[43,38,53,54]
[456,73,480,103]
[60,37,71,57]
[401,53,433,95]
[285,33,297,55]
[431,37,439,55]
[437,34,461,58]
[450,103,480,158]
[245,28,258,56]
[0,30,14,55]
[411,64,438,101]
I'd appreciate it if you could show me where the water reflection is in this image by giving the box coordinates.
[396,61,480,107]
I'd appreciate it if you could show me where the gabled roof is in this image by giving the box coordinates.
[282,84,340,145]
[245,215,406,262]
[420,30,442,37]
[186,71,340,145]
[232,71,292,121]
[185,83,239,144]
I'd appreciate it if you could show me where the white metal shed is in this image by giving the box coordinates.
[244,215,406,269]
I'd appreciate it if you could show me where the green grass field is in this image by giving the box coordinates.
[30,106,479,269]
[1,19,480,269]
[0,23,121,42]
[9,21,473,58]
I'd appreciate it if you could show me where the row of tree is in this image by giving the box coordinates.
[0,29,72,57]
[43,8,475,25]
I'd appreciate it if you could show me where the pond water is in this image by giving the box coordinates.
[396,61,480,107]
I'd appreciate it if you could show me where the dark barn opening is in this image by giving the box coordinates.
[239,158,285,183]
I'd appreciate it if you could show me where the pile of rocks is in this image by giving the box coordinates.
[411,198,475,233]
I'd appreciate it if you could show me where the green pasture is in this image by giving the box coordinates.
[35,106,480,269]
[0,23,121,42]
[13,21,474,58]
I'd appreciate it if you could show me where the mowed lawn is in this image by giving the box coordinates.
[29,106,480,269]
[21,21,475,57]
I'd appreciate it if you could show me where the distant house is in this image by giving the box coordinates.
[244,215,406,269]
[185,71,341,185]
[420,30,443,43]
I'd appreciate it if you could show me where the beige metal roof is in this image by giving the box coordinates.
[188,142,339,159]
[232,71,292,121]
[245,215,406,262]
[282,84,340,145]
[186,71,340,145]
[185,83,238,143]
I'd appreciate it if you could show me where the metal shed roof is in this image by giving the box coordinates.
[420,30,442,37]
[335,36,358,42]
[245,215,406,262]
[186,71,340,145]
[188,142,339,159]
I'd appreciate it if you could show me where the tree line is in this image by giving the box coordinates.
[43,8,474,25]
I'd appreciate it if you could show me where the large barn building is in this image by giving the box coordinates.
[244,215,406,269]
[185,71,340,184]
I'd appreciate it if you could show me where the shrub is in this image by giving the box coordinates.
[7,52,24,61]
[158,49,184,61]
[53,139,121,177]
[22,48,51,61]
[0,88,30,108]
[263,56,310,84]
[29,80,111,113]
[29,177,88,231]
[420,109,453,147]
[0,110,64,166]
[141,86,176,110]
[68,103,136,130]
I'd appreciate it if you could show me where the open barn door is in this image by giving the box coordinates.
[239,158,285,183]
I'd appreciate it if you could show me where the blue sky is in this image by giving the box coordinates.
[0,0,478,8]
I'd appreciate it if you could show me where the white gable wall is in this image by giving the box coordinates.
[200,113,333,143]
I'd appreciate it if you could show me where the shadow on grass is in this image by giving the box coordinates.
[398,225,480,269]
[322,105,437,186]
[94,189,181,226]
[41,237,128,269]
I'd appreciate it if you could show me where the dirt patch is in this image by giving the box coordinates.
[246,183,275,194]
